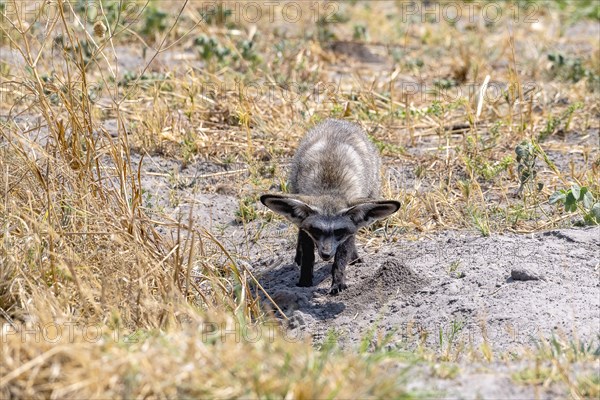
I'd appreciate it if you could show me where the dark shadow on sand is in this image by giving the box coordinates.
[257,261,346,321]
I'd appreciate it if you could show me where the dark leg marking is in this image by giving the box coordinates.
[297,230,315,287]
[294,234,302,266]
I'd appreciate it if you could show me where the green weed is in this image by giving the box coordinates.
[236,195,260,223]
[200,2,234,27]
[439,320,465,361]
[463,136,513,181]
[353,24,368,40]
[515,140,540,196]
[538,102,583,141]
[468,206,490,236]
[554,0,600,21]
[141,4,168,37]
[194,35,231,63]
[447,261,464,279]
[369,135,407,156]
[547,54,600,90]
[549,184,600,225]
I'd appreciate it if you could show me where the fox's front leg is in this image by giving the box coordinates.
[296,230,315,287]
[329,236,356,295]
[349,240,362,265]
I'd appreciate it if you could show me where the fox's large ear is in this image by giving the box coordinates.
[260,194,316,225]
[344,200,400,228]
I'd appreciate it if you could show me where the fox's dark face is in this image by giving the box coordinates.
[260,194,400,261]
[300,215,357,261]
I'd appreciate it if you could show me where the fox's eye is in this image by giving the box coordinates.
[310,227,323,237]
[334,229,346,238]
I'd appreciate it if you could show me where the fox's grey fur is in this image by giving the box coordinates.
[261,119,400,295]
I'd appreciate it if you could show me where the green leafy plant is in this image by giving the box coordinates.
[237,40,260,63]
[119,71,171,90]
[439,320,464,361]
[547,53,600,90]
[425,100,444,117]
[193,36,259,68]
[447,260,464,279]
[549,184,600,225]
[548,54,587,82]
[433,78,457,90]
[515,141,540,196]
[554,0,600,21]
[369,135,406,157]
[353,24,368,40]
[141,5,168,36]
[236,195,260,223]
[462,136,513,181]
[194,35,231,63]
[468,206,490,236]
[316,9,348,42]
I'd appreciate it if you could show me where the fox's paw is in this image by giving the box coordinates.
[296,280,313,288]
[328,283,348,295]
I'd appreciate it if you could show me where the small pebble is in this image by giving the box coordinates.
[511,268,544,281]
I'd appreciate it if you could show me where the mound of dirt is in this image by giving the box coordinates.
[368,259,428,296]
[340,259,429,308]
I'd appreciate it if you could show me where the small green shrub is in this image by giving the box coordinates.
[237,40,260,63]
[353,24,368,40]
[547,53,600,90]
[549,184,600,225]
[462,136,513,181]
[236,195,259,223]
[194,35,231,63]
[141,5,168,36]
[515,141,539,195]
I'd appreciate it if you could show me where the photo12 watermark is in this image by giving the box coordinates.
[1,322,143,344]
[0,1,544,28]
[197,1,341,24]
[3,315,579,347]
[0,1,342,26]
[1,320,305,345]
[396,1,542,24]
[185,78,541,108]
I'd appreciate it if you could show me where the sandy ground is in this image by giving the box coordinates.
[258,226,599,352]
[128,148,599,398]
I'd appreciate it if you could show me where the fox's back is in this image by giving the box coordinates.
[289,119,381,203]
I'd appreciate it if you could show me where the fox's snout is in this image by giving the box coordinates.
[317,238,336,261]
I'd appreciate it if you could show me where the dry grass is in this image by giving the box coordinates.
[1,318,417,398]
[1,0,599,398]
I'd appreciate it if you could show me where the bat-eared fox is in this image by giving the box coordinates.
[260,119,400,295]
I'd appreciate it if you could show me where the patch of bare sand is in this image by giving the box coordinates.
[258,227,599,355]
